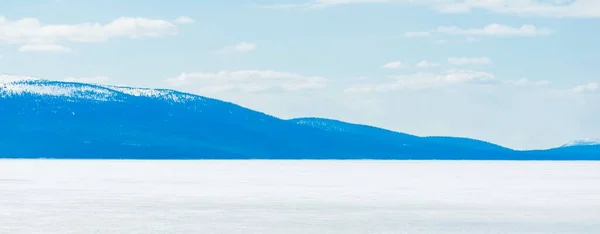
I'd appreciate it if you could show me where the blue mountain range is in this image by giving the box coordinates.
[1,77,598,160]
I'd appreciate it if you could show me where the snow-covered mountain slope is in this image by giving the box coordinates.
[562,139,600,147]
[291,117,417,139]
[1,76,598,160]
[1,75,202,103]
[291,118,513,153]
[291,118,352,132]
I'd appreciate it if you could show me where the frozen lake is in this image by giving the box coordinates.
[1,160,599,233]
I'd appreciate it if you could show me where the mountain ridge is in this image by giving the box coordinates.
[1,76,598,160]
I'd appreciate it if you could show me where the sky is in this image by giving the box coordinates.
[0,0,599,149]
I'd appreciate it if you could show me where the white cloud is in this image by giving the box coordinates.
[435,24,553,37]
[504,78,550,86]
[272,0,393,8]
[381,61,408,69]
[403,31,431,38]
[343,85,397,93]
[434,0,600,18]
[63,76,111,85]
[218,42,257,54]
[418,69,496,85]
[345,71,556,94]
[262,3,310,9]
[448,57,493,65]
[346,69,496,93]
[416,60,440,68]
[0,16,192,52]
[173,16,195,24]
[404,24,552,42]
[270,0,600,18]
[165,70,328,93]
[19,44,72,53]
[572,82,599,93]
[315,0,392,6]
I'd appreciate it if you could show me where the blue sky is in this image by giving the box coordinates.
[1,0,599,149]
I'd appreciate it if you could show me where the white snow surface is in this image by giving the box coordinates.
[562,138,600,147]
[1,160,599,234]
[1,80,115,101]
[0,75,202,103]
[107,85,201,102]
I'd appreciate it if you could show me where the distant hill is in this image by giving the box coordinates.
[561,139,600,147]
[1,76,598,160]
